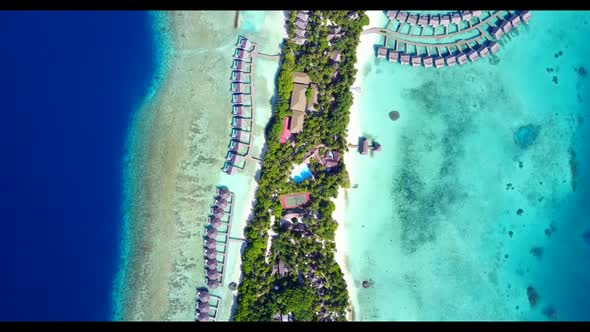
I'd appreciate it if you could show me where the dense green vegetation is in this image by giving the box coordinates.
[234,11,369,322]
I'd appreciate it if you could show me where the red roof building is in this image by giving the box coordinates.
[280,192,310,209]
[280,117,291,144]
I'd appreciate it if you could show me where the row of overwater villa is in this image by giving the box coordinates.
[195,187,235,322]
[223,36,256,176]
[374,10,532,68]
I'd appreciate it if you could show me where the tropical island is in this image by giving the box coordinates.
[233,10,369,321]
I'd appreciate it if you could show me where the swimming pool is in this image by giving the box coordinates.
[290,163,312,183]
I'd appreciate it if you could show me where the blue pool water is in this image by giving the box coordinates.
[292,164,313,184]
[0,11,157,320]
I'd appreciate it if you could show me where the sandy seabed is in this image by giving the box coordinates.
[113,11,285,321]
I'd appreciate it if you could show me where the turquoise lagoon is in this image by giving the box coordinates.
[342,11,590,321]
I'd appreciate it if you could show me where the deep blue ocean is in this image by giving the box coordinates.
[0,11,157,320]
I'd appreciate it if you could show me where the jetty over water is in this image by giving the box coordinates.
[367,10,532,68]
[222,36,280,176]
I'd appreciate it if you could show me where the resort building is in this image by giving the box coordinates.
[306,84,319,112]
[329,51,342,63]
[323,150,340,169]
[280,192,311,209]
[289,83,307,133]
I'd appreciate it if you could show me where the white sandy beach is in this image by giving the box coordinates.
[332,10,387,322]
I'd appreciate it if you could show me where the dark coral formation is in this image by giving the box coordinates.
[513,124,540,149]
[569,148,577,191]
[527,286,539,307]
[552,76,558,84]
[583,230,590,245]
[517,208,524,216]
[530,246,544,259]
[509,230,514,238]
[544,228,552,237]
[362,279,375,289]
[542,306,558,320]
[575,65,587,78]
[389,110,400,121]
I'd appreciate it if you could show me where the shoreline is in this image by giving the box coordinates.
[332,10,388,322]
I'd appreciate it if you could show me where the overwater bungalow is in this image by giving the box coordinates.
[209,217,222,228]
[233,49,250,61]
[429,15,440,27]
[377,47,387,59]
[231,82,248,93]
[214,197,228,209]
[467,49,479,62]
[237,38,253,52]
[440,14,451,26]
[520,10,531,24]
[231,116,249,129]
[228,140,245,154]
[205,248,217,259]
[280,192,310,209]
[499,20,511,33]
[217,188,231,200]
[197,312,210,322]
[296,12,309,21]
[411,55,422,67]
[461,11,472,21]
[207,279,219,289]
[207,228,218,239]
[417,15,429,26]
[211,207,225,219]
[444,54,457,66]
[197,290,210,302]
[423,55,434,68]
[508,13,521,28]
[457,52,468,65]
[231,71,248,83]
[232,105,250,117]
[206,269,219,280]
[400,53,410,65]
[359,138,369,155]
[397,11,408,23]
[205,238,217,249]
[478,45,489,58]
[206,258,217,270]
[407,14,418,25]
[232,93,250,105]
[451,13,461,25]
[294,19,307,29]
[434,56,445,68]
[230,129,246,143]
[490,26,503,40]
[232,60,249,72]
[198,302,210,314]
[388,50,399,63]
[472,10,482,17]
[488,41,500,54]
[386,10,398,20]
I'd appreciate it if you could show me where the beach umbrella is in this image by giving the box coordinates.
[209,217,222,228]
[205,238,217,249]
[206,259,218,270]
[212,208,225,218]
[206,269,219,280]
[197,312,210,321]
[218,188,231,199]
[207,279,219,289]
[215,198,228,209]
[198,302,210,313]
[197,290,210,302]
[205,248,217,259]
[206,228,218,239]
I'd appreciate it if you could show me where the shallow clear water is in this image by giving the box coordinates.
[343,10,590,321]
